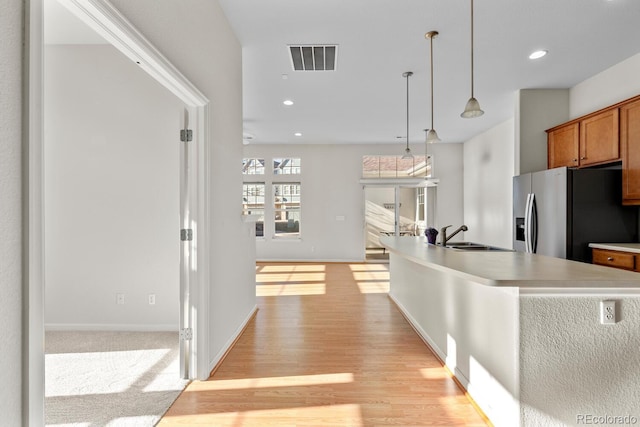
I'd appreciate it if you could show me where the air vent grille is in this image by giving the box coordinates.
[289,45,337,71]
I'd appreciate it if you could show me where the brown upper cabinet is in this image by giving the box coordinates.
[621,98,640,205]
[547,108,620,169]
[548,123,579,168]
[547,94,640,204]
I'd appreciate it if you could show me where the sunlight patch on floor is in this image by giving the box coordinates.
[348,263,389,272]
[351,271,389,281]
[189,373,354,392]
[256,283,326,296]
[257,272,326,284]
[420,367,450,380]
[106,416,158,426]
[45,349,171,397]
[356,281,390,294]
[258,264,326,273]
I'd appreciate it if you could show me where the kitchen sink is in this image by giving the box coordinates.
[443,242,513,252]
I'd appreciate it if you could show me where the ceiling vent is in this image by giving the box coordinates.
[288,45,337,71]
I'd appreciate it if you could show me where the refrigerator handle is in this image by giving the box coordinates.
[530,193,538,253]
[524,193,532,253]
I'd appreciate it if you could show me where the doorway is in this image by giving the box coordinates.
[28,1,211,424]
[43,3,188,423]
[363,185,428,261]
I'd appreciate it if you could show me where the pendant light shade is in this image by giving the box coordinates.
[401,71,414,159]
[426,128,440,144]
[425,31,441,143]
[461,0,484,118]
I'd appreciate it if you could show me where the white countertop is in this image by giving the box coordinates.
[380,236,640,289]
[588,243,640,254]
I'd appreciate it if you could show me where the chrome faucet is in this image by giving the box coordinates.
[439,224,468,246]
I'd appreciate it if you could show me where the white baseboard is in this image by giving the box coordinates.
[208,305,258,374]
[387,294,447,361]
[390,294,474,382]
[45,323,178,332]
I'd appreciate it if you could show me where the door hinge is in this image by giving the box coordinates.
[180,229,193,241]
[179,328,193,341]
[180,129,193,142]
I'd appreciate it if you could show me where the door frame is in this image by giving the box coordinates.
[25,0,211,423]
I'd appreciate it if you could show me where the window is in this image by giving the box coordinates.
[273,183,300,238]
[242,158,265,175]
[362,155,431,178]
[273,158,301,175]
[417,187,426,222]
[242,183,265,236]
[242,157,303,240]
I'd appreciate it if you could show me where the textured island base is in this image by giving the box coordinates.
[388,252,640,427]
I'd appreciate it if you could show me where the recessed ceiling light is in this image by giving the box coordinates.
[529,50,548,60]
[294,132,302,137]
[283,99,294,106]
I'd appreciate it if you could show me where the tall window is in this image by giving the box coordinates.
[242,183,265,236]
[242,157,303,239]
[273,183,300,238]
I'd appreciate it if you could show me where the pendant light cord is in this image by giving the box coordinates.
[430,35,434,131]
[406,72,410,151]
[470,0,475,98]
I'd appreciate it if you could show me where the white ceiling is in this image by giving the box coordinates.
[218,0,640,145]
[45,0,640,146]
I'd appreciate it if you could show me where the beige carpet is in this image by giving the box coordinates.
[45,331,189,427]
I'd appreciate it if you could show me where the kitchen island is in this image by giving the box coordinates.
[381,236,640,427]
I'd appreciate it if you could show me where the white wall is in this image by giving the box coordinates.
[515,89,570,175]
[243,142,463,261]
[571,52,640,118]
[109,0,257,370]
[463,119,515,249]
[431,143,464,234]
[0,0,23,423]
[44,45,183,329]
[520,296,640,426]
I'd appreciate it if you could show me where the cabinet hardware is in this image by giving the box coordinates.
[607,257,614,261]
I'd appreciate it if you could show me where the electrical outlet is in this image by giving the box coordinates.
[116,293,125,305]
[600,300,616,324]
[148,294,156,305]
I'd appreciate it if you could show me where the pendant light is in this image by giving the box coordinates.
[401,71,414,159]
[425,31,441,143]
[461,0,484,118]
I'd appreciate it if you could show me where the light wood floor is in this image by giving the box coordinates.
[159,263,489,426]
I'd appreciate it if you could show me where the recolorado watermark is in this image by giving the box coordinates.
[577,414,638,425]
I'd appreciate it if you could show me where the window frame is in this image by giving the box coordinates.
[242,182,266,237]
[272,182,301,240]
[242,156,303,241]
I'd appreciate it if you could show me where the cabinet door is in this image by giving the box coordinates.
[579,108,619,166]
[547,123,579,169]
[621,99,640,204]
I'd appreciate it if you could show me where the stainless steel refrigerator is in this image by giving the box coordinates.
[513,166,638,262]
